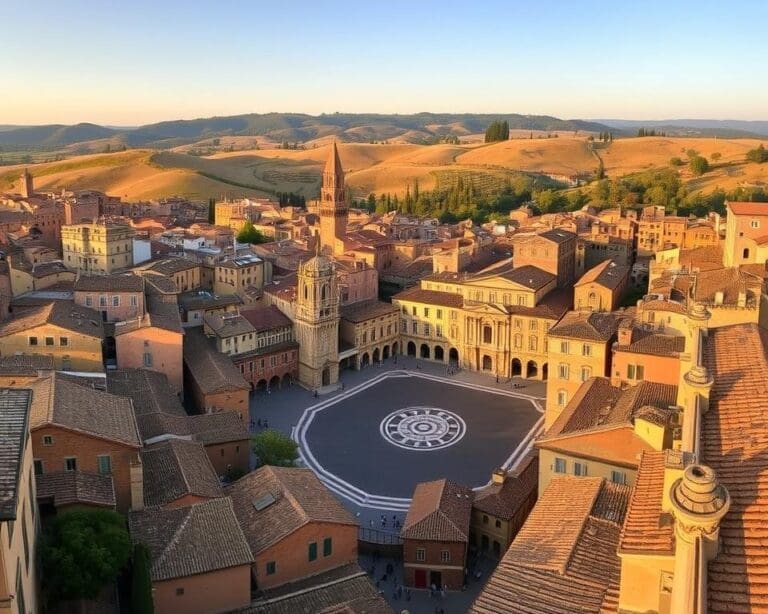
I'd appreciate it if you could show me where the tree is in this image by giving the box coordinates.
[669,157,684,167]
[689,155,709,177]
[252,429,299,467]
[746,144,768,163]
[208,198,216,224]
[42,509,131,603]
[131,543,154,614]
[237,220,269,245]
[484,120,510,143]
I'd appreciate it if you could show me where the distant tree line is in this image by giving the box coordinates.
[276,192,306,207]
[636,128,667,137]
[485,121,510,143]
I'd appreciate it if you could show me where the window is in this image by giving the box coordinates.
[130,295,138,307]
[528,335,537,351]
[97,455,112,475]
[323,537,332,557]
[495,519,502,528]
[627,364,644,381]
[412,306,416,316]
[64,457,77,472]
[483,325,492,344]
[266,561,276,575]
[440,550,451,563]
[743,248,750,259]
[143,352,153,367]
[42,435,53,446]
[574,462,588,476]
[28,336,38,346]
[517,295,526,306]
[423,324,430,336]
[751,220,761,229]
[611,470,627,485]
[33,460,43,475]
[560,341,569,354]
[558,364,569,380]
[582,344,591,357]
[415,548,426,562]
[85,296,93,307]
[436,309,443,319]
[99,296,107,307]
[112,296,120,307]
[60,336,69,347]
[424,308,429,317]
[411,322,417,334]
[482,514,489,525]
[308,542,318,562]
[529,320,537,331]
[176,588,185,596]
[554,458,566,473]
[557,390,568,407]
[580,366,592,382]
[45,336,54,346]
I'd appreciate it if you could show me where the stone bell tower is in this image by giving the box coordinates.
[294,251,340,390]
[20,168,33,198]
[318,141,348,255]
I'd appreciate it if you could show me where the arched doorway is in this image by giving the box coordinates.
[407,342,416,357]
[511,359,522,377]
[256,379,267,393]
[434,345,444,362]
[542,363,548,381]
[420,344,430,359]
[482,355,493,371]
[383,345,390,360]
[373,347,380,363]
[526,360,538,379]
[393,341,399,356]
[361,353,370,367]
[269,375,280,390]
[449,348,459,365]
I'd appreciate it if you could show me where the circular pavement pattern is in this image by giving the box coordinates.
[380,406,466,451]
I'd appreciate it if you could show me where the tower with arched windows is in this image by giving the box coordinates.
[294,253,340,389]
[318,141,348,255]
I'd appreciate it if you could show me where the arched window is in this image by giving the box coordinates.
[483,325,493,344]
[482,355,493,371]
[588,291,597,303]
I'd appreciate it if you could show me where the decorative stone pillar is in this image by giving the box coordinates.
[687,302,711,365]
[669,464,730,614]
[680,364,714,457]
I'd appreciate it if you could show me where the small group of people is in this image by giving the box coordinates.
[249,418,269,430]
[371,514,401,530]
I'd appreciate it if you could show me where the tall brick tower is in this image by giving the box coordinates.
[318,141,348,255]
[294,250,340,390]
[20,168,33,198]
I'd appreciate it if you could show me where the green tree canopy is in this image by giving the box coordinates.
[484,120,510,143]
[252,429,299,467]
[689,155,710,176]
[131,543,154,614]
[747,144,768,163]
[237,220,269,244]
[42,509,132,604]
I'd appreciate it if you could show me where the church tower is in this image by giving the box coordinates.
[294,251,340,390]
[20,169,33,199]
[318,142,348,255]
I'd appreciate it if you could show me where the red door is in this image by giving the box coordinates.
[414,568,427,588]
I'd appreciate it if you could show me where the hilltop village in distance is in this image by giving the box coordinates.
[0,137,765,614]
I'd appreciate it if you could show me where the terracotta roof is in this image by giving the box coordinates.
[471,477,630,614]
[0,301,104,338]
[146,257,199,276]
[727,201,768,216]
[140,439,223,507]
[0,389,32,520]
[392,286,463,308]
[703,323,768,612]
[129,497,253,582]
[183,327,250,394]
[0,354,54,375]
[187,412,249,445]
[140,272,179,295]
[204,312,255,337]
[401,479,473,542]
[29,373,140,447]
[240,305,292,332]
[614,330,685,357]
[538,229,577,244]
[473,454,538,519]
[107,369,185,418]
[340,300,398,324]
[178,291,242,312]
[618,451,675,555]
[226,466,357,555]
[575,259,630,290]
[549,310,619,341]
[73,274,144,293]
[36,471,115,509]
[500,265,556,290]
[545,378,678,439]
[241,564,391,614]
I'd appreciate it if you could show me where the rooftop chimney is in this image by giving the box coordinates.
[130,458,144,511]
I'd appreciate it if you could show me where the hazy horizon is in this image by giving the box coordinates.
[4,0,768,125]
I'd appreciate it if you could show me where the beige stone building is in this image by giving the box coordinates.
[0,389,39,614]
[573,259,630,312]
[62,221,135,274]
[213,252,271,299]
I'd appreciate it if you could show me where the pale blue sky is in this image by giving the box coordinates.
[2,0,766,125]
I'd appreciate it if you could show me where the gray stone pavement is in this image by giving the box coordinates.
[248,355,545,532]
[359,551,499,614]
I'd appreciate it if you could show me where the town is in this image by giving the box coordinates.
[0,133,763,614]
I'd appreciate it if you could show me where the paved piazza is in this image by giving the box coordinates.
[295,371,543,511]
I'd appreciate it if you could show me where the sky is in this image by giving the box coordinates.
[2,0,767,125]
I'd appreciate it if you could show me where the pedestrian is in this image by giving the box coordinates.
[314,390,319,398]
[496,375,499,383]
[256,418,261,427]
[264,420,269,429]
[369,519,374,528]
